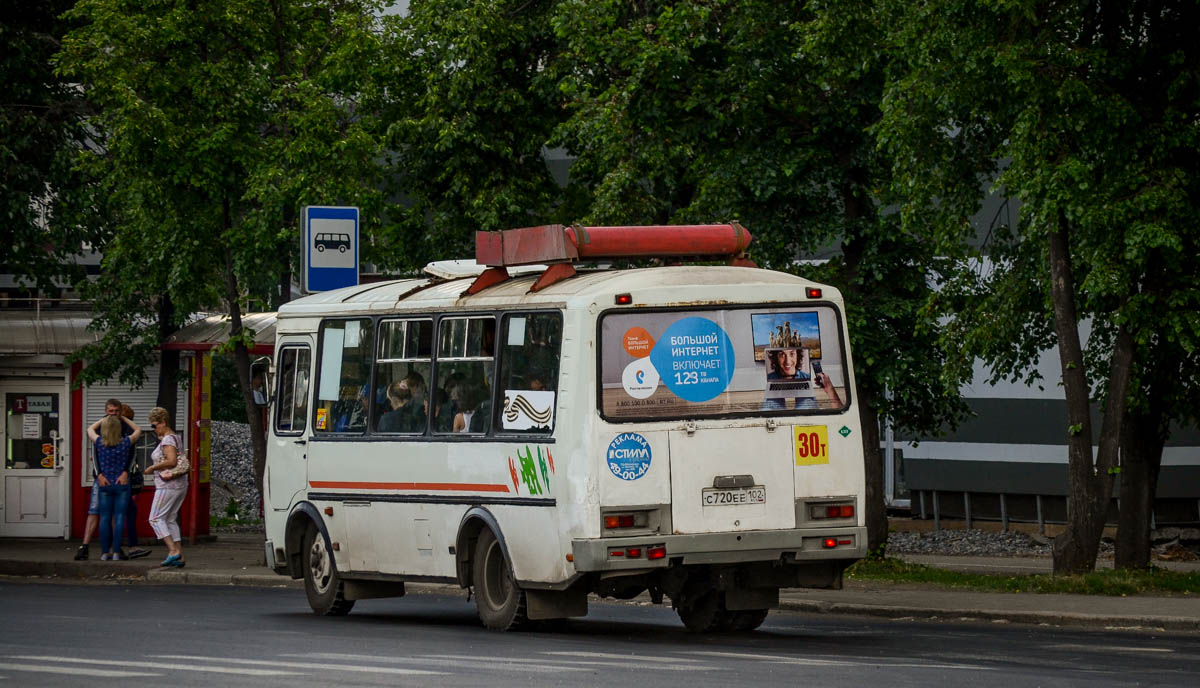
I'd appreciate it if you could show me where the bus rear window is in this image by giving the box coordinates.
[599,306,849,420]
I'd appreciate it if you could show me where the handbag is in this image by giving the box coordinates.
[166,434,190,478]
[129,460,144,493]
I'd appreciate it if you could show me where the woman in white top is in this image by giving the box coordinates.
[145,407,189,567]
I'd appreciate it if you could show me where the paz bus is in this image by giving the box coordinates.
[262,223,866,631]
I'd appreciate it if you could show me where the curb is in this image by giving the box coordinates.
[778,599,1200,633]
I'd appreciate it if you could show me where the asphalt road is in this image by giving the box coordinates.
[3,581,1198,687]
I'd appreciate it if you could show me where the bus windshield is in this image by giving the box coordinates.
[599,305,849,421]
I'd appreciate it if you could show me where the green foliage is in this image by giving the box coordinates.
[210,354,248,423]
[880,0,1200,419]
[374,0,574,272]
[551,0,966,437]
[0,0,109,292]
[848,557,1200,596]
[58,0,392,386]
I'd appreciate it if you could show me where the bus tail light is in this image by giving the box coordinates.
[806,287,822,299]
[823,538,837,549]
[602,511,648,530]
[646,544,666,560]
[809,502,855,520]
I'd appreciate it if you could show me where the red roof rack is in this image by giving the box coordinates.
[467,223,755,294]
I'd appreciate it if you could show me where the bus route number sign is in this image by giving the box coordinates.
[793,425,829,466]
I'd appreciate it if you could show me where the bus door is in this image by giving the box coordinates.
[269,337,313,512]
[669,427,796,534]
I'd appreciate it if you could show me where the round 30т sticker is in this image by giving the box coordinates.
[607,432,652,481]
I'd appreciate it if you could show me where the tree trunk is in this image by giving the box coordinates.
[222,202,269,497]
[155,293,180,422]
[1046,222,1100,574]
[1115,422,1164,569]
[832,168,890,554]
[1116,399,1166,569]
[276,203,295,309]
[857,385,888,555]
[1047,221,1135,574]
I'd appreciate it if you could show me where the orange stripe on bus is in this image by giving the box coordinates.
[308,481,511,493]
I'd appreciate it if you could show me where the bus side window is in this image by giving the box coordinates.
[274,347,310,434]
[433,316,495,434]
[497,312,561,434]
[373,319,432,434]
[313,319,373,434]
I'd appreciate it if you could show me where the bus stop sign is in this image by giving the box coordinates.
[302,205,359,293]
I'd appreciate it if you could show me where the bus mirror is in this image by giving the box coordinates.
[253,356,273,404]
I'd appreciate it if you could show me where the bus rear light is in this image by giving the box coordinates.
[615,293,633,305]
[602,511,648,530]
[646,544,666,560]
[625,547,642,558]
[823,538,837,549]
[810,503,855,520]
[839,539,852,546]
[806,287,822,299]
[609,549,624,557]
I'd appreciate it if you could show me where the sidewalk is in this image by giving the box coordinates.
[1,534,1198,633]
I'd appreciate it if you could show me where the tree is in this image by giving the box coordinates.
[551,0,966,552]
[374,0,577,274]
[1,0,107,293]
[879,0,1200,572]
[60,0,392,494]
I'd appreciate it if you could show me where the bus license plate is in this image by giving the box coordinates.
[701,486,766,506]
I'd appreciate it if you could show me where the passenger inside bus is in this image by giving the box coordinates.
[377,372,427,433]
[452,381,490,433]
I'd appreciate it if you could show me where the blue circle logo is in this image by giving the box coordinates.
[648,317,735,402]
[607,433,652,481]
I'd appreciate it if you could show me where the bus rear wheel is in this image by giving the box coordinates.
[473,528,529,631]
[303,525,354,616]
[728,608,770,631]
[676,590,730,632]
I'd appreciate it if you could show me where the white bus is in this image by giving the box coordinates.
[263,224,866,632]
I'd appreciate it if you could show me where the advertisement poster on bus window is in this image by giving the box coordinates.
[599,306,847,420]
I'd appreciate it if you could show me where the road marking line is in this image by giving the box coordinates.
[0,663,156,678]
[6,656,294,677]
[683,650,991,671]
[1047,644,1175,653]
[287,653,586,673]
[425,653,712,671]
[540,651,704,663]
[152,654,446,676]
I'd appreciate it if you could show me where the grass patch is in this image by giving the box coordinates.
[209,515,263,528]
[847,557,1200,596]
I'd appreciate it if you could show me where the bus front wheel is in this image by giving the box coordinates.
[303,525,354,616]
[473,528,529,631]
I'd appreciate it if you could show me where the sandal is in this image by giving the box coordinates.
[161,553,181,567]
[167,559,186,568]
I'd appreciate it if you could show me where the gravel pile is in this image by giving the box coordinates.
[210,420,262,531]
[888,529,1054,556]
